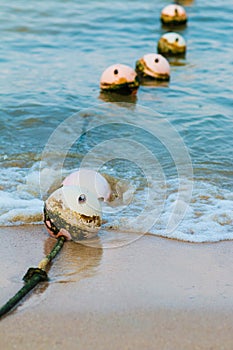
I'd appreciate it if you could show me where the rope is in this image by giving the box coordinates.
[0,236,66,319]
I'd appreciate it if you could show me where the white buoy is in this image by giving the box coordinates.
[44,185,102,242]
[135,53,170,81]
[158,32,186,56]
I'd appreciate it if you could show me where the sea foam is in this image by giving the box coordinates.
[0,166,232,243]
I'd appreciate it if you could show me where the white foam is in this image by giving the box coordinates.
[103,179,233,243]
[152,181,233,242]
[0,165,232,242]
[0,190,43,226]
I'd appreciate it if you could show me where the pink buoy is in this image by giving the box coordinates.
[160,4,187,25]
[135,53,170,81]
[63,169,111,202]
[100,64,139,95]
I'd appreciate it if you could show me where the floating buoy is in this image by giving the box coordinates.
[62,169,111,202]
[135,53,170,81]
[100,64,139,95]
[160,4,187,26]
[44,185,102,242]
[157,32,186,56]
[175,0,194,5]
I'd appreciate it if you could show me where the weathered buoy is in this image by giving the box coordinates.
[175,0,194,5]
[157,32,186,56]
[100,64,139,95]
[135,53,170,81]
[62,169,111,202]
[44,185,102,242]
[160,4,187,26]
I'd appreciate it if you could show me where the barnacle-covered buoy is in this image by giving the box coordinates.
[158,32,186,56]
[63,169,111,202]
[160,4,187,26]
[135,53,170,81]
[44,185,102,242]
[100,64,139,95]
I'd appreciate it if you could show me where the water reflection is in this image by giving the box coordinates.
[161,23,187,32]
[168,57,186,66]
[138,79,170,88]
[98,91,138,105]
[44,237,103,283]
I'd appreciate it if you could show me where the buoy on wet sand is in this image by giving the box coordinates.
[62,169,111,202]
[160,4,187,26]
[135,53,170,81]
[100,64,139,95]
[44,185,102,242]
[157,32,186,56]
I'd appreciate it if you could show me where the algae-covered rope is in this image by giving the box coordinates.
[0,236,66,319]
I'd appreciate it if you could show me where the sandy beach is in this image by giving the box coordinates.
[0,225,233,349]
[1,0,233,348]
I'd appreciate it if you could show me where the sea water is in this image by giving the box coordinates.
[0,0,232,243]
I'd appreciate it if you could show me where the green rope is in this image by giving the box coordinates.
[0,236,66,319]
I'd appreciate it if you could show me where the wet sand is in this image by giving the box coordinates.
[1,225,233,349]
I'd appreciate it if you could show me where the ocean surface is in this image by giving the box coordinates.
[0,0,232,243]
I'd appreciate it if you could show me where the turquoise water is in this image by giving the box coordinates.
[0,0,232,242]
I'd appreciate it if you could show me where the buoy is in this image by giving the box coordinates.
[44,185,102,242]
[135,53,170,81]
[157,32,186,56]
[100,64,139,95]
[175,0,194,5]
[62,169,111,202]
[160,4,187,26]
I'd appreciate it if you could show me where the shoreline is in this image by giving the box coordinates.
[1,225,233,349]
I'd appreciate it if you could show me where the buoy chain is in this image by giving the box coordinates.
[0,236,66,319]
[23,267,48,283]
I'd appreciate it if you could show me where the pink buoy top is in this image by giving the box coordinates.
[142,53,170,77]
[160,4,187,24]
[161,4,187,17]
[63,169,111,202]
[100,64,137,89]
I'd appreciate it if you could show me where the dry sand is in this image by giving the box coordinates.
[1,225,233,349]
